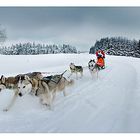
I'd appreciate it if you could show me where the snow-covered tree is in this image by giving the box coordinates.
[89,37,140,58]
[0,42,78,55]
[0,24,7,46]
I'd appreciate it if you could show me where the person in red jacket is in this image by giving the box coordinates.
[95,50,105,69]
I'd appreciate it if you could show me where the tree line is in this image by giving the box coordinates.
[0,42,77,55]
[90,37,140,58]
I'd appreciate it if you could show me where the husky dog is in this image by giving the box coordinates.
[0,72,43,92]
[0,75,19,92]
[0,72,43,111]
[17,75,53,109]
[26,72,43,80]
[17,72,74,109]
[41,73,74,100]
[69,63,83,79]
[88,59,99,79]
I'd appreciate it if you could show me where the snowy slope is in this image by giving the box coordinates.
[0,54,140,132]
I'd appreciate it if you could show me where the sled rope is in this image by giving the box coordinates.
[41,66,89,75]
[41,63,106,76]
[41,69,69,75]
[83,66,88,69]
[56,70,68,84]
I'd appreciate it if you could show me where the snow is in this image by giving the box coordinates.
[0,53,140,132]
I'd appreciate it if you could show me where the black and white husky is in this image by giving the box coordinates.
[88,59,99,79]
[69,63,83,79]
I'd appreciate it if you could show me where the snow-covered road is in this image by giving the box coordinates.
[0,54,140,132]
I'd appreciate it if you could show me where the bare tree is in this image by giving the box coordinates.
[0,24,7,46]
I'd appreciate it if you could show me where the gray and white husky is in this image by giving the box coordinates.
[69,63,83,79]
[17,72,74,109]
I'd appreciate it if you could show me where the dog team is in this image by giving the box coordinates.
[0,50,105,111]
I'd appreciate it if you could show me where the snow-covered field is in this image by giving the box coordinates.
[0,53,140,132]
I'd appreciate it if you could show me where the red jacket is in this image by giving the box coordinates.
[96,57,105,67]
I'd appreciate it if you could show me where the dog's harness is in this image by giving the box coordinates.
[42,76,57,84]
[42,70,67,84]
[35,70,67,96]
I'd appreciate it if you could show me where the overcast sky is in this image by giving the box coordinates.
[0,7,140,50]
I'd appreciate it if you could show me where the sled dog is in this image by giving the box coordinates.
[17,71,74,109]
[0,72,43,111]
[17,74,53,109]
[88,59,99,78]
[69,63,83,79]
